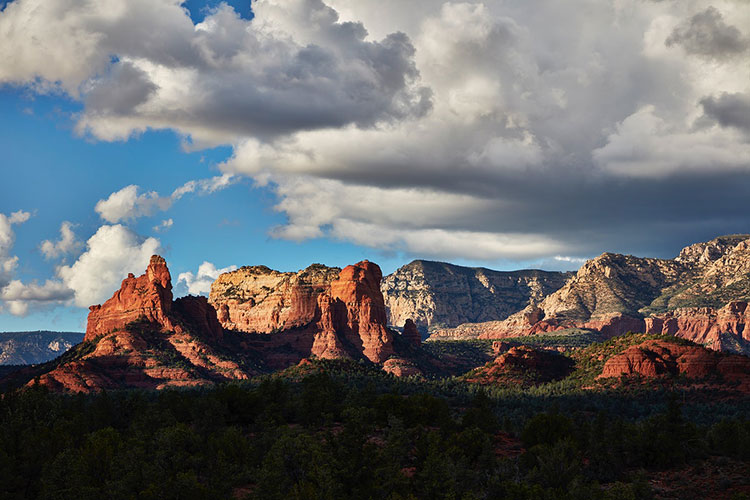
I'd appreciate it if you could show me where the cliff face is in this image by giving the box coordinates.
[381,260,572,332]
[470,235,750,351]
[208,264,341,334]
[86,255,177,340]
[210,261,397,364]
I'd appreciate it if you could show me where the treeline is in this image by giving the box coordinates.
[1,372,749,499]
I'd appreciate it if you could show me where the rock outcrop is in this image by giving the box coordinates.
[401,319,421,348]
[381,260,572,333]
[464,346,574,386]
[210,260,399,365]
[598,339,750,383]
[86,256,177,340]
[209,264,341,334]
[644,301,750,352]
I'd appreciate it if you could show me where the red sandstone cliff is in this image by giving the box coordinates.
[210,260,400,364]
[86,255,177,340]
[644,301,750,350]
[32,256,251,392]
[598,339,750,384]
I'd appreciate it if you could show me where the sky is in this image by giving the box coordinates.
[1,0,749,332]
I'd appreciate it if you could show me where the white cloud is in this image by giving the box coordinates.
[593,105,750,178]
[0,210,31,288]
[177,261,237,296]
[171,173,237,199]
[96,174,237,223]
[153,218,174,233]
[95,185,171,223]
[57,224,161,307]
[40,221,83,259]
[0,279,74,316]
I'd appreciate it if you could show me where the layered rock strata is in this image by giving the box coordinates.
[381,260,572,332]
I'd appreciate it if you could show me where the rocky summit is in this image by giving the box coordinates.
[381,260,572,334]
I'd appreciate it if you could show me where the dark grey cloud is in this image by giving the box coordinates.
[666,6,748,59]
[701,92,750,132]
[85,62,157,115]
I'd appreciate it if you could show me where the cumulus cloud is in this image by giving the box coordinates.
[3,0,750,261]
[57,224,160,307]
[40,221,83,259]
[95,185,171,223]
[177,261,237,296]
[0,279,74,316]
[96,174,237,223]
[666,6,748,59]
[593,105,750,177]
[0,0,430,144]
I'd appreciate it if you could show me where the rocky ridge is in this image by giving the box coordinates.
[17,256,427,392]
[436,235,750,352]
[0,331,83,365]
[381,260,572,333]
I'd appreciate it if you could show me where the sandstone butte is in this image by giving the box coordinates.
[29,256,423,392]
[454,235,750,353]
[597,339,750,389]
[209,260,422,364]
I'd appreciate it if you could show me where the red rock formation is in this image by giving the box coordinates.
[598,339,750,382]
[401,319,421,348]
[645,301,750,350]
[27,256,251,392]
[85,255,177,340]
[212,260,396,365]
[582,315,646,340]
[382,357,422,377]
[465,346,573,385]
[208,264,340,334]
[325,260,394,363]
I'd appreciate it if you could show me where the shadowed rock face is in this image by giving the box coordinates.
[465,346,574,386]
[598,339,750,382]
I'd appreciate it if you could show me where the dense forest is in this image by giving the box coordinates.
[2,358,749,500]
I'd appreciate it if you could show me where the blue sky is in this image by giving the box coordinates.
[1,0,749,332]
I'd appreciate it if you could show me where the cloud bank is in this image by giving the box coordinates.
[2,0,750,262]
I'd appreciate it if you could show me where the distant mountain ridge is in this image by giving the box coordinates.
[437,234,750,352]
[0,331,83,365]
[381,260,573,333]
